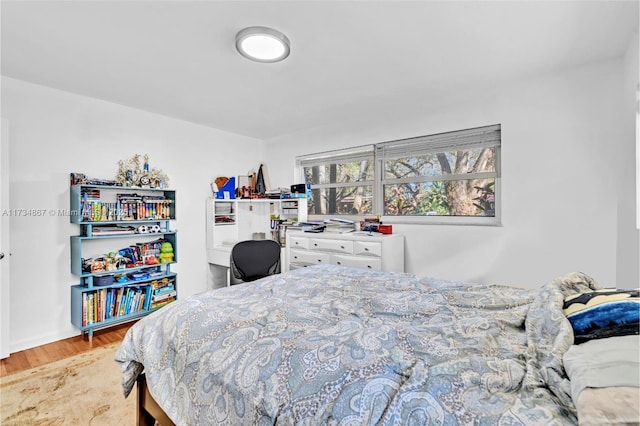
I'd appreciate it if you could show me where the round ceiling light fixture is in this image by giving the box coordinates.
[235,26,290,63]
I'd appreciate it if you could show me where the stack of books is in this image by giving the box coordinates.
[214,203,232,214]
[265,188,289,199]
[323,218,355,233]
[150,277,177,309]
[298,218,356,233]
[299,221,326,233]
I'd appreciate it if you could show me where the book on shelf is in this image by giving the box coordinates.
[151,298,176,309]
[151,287,177,309]
[88,293,94,325]
[105,290,112,320]
[116,194,143,202]
[150,277,175,290]
[92,225,136,235]
[115,288,124,317]
[81,280,171,326]
[80,188,101,199]
[82,293,88,326]
[152,289,177,303]
[123,288,132,316]
[143,286,153,311]
[153,283,175,295]
[99,288,107,322]
[138,293,146,312]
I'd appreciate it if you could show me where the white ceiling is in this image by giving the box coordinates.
[2,1,638,141]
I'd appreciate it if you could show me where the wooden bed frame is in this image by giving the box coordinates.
[136,374,176,426]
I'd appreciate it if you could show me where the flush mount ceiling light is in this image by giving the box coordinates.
[235,26,290,63]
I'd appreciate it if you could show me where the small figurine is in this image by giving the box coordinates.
[159,241,174,263]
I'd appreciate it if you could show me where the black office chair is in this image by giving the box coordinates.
[230,239,281,284]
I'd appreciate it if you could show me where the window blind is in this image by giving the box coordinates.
[376,124,501,160]
[297,145,374,168]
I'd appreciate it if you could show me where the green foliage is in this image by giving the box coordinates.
[419,181,450,215]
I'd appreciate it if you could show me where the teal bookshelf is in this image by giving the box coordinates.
[69,183,178,341]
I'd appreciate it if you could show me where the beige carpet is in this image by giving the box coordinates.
[0,342,135,425]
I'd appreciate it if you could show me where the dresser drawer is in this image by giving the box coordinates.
[309,238,354,254]
[332,255,382,271]
[353,241,382,257]
[289,236,310,249]
[289,248,331,266]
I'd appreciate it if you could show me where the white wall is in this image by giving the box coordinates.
[620,30,639,287]
[1,77,264,352]
[622,31,640,283]
[265,56,635,290]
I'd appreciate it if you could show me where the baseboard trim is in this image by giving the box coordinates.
[9,328,79,355]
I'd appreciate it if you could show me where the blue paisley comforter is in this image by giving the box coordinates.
[115,265,600,425]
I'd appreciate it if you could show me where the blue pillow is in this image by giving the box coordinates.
[563,290,640,344]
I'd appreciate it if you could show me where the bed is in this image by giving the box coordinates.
[114,265,636,425]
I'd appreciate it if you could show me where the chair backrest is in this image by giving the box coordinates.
[230,239,281,283]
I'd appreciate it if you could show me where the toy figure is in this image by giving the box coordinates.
[159,241,174,263]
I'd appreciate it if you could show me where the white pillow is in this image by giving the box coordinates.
[563,335,640,425]
[563,334,640,400]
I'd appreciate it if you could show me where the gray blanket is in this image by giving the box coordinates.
[115,265,599,425]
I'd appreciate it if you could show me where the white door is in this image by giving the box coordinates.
[1,118,10,358]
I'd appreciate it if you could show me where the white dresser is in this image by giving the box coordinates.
[285,231,404,273]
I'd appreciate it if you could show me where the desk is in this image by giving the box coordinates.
[207,242,287,287]
[207,245,233,288]
[206,198,307,288]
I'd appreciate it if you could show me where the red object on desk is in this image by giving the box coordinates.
[378,224,392,234]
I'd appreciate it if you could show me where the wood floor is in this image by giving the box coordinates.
[0,322,134,376]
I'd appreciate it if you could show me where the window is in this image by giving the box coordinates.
[296,124,501,225]
[297,145,375,215]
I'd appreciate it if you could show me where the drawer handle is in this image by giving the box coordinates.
[317,259,322,263]
[294,256,298,259]
[340,245,345,249]
[336,261,341,265]
[364,247,369,251]
[367,265,372,269]
[314,243,318,246]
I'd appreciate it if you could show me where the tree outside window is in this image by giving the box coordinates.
[297,124,500,224]
[382,147,497,217]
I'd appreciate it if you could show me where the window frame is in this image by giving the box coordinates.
[296,145,375,216]
[296,124,502,226]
